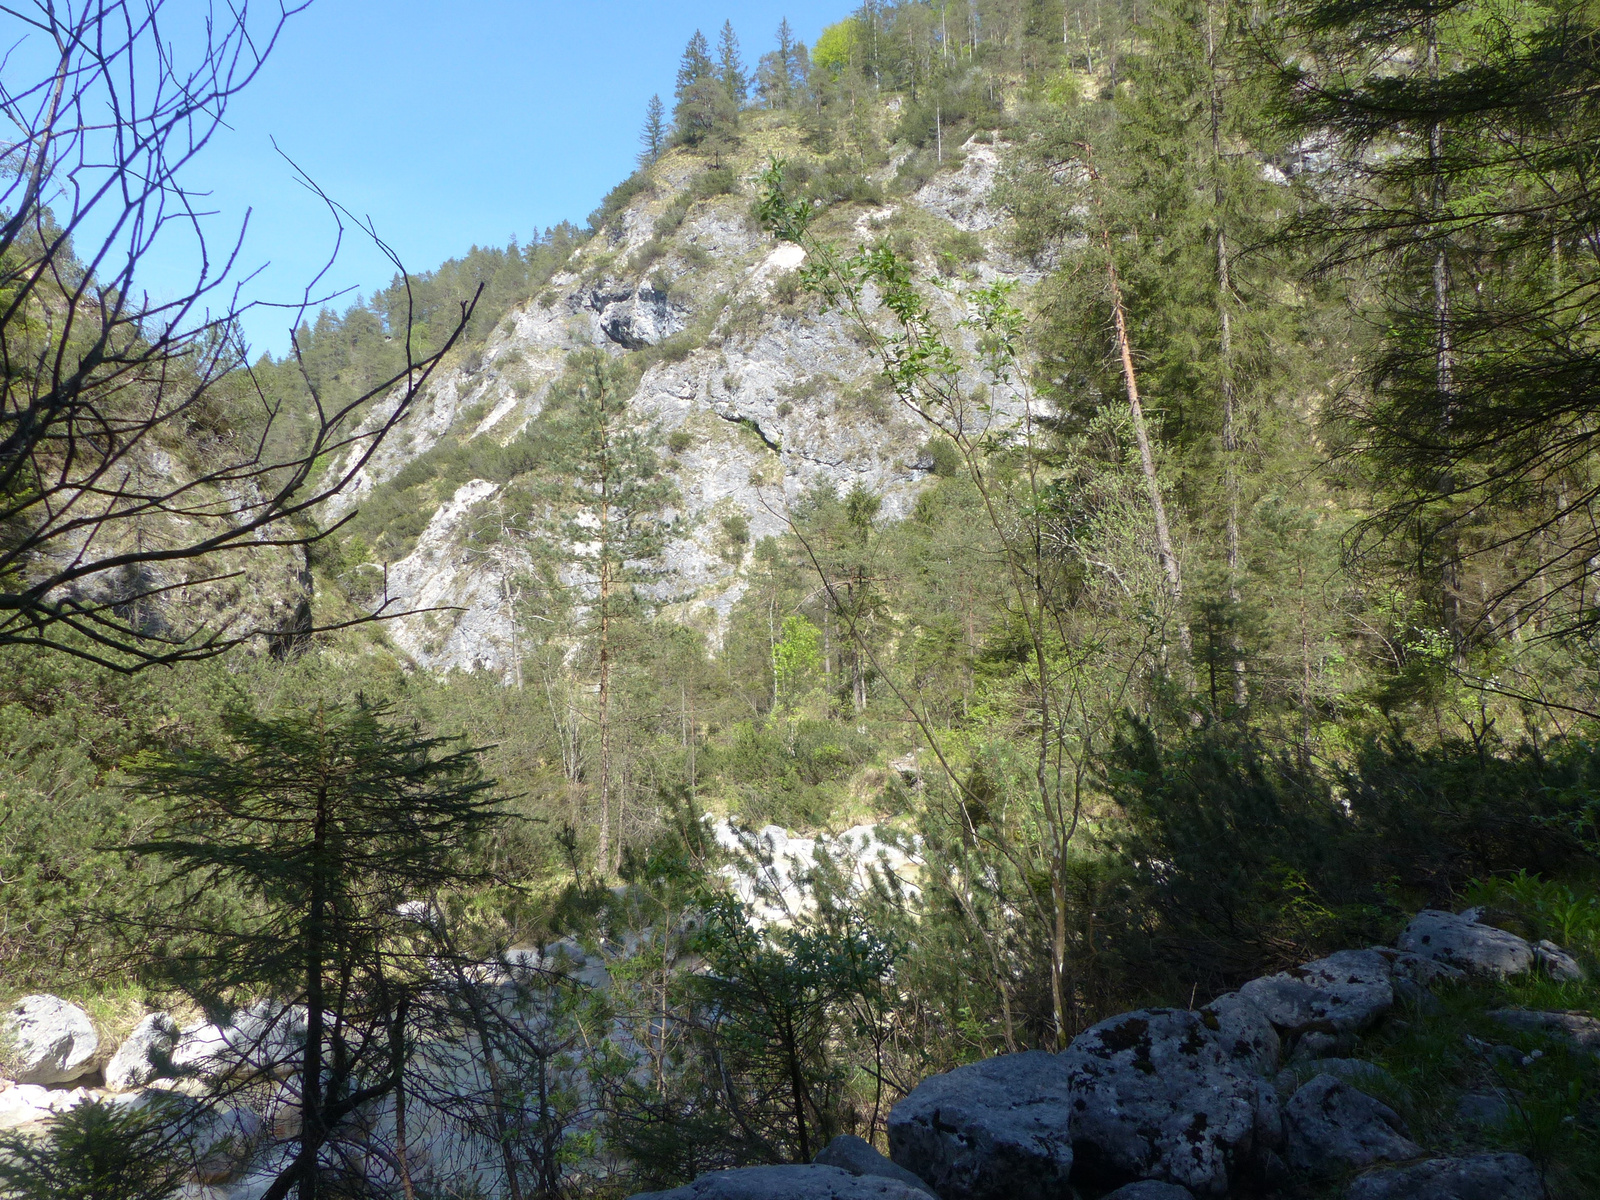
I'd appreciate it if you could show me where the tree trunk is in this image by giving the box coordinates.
[1207,0,1247,709]
[1093,209,1191,664]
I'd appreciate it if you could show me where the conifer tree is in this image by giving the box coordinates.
[125,701,505,1200]
[539,354,676,873]
[718,20,748,105]
[758,18,805,108]
[676,29,714,95]
[639,93,666,165]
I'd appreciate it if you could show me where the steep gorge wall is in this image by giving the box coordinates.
[323,132,1041,676]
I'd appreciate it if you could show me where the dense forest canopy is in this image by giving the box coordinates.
[5,0,1600,1196]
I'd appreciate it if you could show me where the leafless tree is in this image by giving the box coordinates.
[0,0,476,670]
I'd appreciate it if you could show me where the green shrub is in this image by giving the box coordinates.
[692,167,737,199]
[590,170,653,233]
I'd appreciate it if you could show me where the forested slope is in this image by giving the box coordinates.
[4,0,1600,1196]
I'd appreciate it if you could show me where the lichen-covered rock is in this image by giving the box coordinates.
[1346,1152,1541,1200]
[1200,991,1281,1076]
[886,1050,1074,1200]
[1238,949,1395,1041]
[815,1134,937,1197]
[0,994,98,1085]
[1283,1074,1418,1176]
[1398,910,1535,978]
[104,1012,179,1091]
[1490,1008,1600,1054]
[1062,1008,1280,1196]
[630,1165,936,1200]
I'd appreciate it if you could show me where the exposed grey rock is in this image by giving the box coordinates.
[1346,1152,1541,1200]
[1200,991,1281,1075]
[0,1083,92,1129]
[0,994,98,1085]
[815,1134,937,1197]
[1489,1008,1600,1053]
[1398,910,1534,978]
[886,1050,1074,1200]
[630,1165,936,1200]
[104,1011,179,1091]
[1455,1093,1512,1127]
[1238,949,1395,1040]
[1062,1008,1280,1196]
[171,999,306,1079]
[187,1102,266,1185]
[1534,939,1585,981]
[1284,1074,1419,1177]
[1373,947,1466,988]
[1101,1184,1196,1200]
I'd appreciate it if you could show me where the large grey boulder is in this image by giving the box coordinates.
[1200,991,1281,1076]
[104,1012,179,1091]
[1062,1008,1280,1197]
[1490,1008,1600,1053]
[1238,950,1394,1042]
[1398,910,1534,978]
[887,1051,1073,1200]
[1283,1074,1419,1177]
[172,999,306,1078]
[815,1135,937,1198]
[0,994,98,1085]
[630,1165,937,1200]
[1346,1152,1541,1199]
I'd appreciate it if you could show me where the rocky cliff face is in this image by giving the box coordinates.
[324,133,1040,676]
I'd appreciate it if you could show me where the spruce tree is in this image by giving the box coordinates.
[718,20,748,105]
[125,701,505,1200]
[639,93,666,165]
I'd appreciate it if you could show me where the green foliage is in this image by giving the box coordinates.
[0,1098,190,1200]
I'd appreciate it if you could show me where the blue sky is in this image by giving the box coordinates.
[30,1,850,356]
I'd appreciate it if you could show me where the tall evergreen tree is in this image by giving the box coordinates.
[718,20,748,105]
[1274,0,1600,646]
[126,702,505,1200]
[758,17,805,108]
[639,93,666,165]
[676,29,715,95]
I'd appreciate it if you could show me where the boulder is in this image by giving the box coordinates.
[1346,1152,1541,1200]
[814,1135,937,1197]
[1283,1074,1418,1177]
[630,1165,938,1200]
[1534,939,1585,981]
[1200,992,1281,1076]
[1238,950,1394,1042]
[1101,1185,1196,1200]
[0,994,99,1085]
[0,1082,92,1130]
[105,1012,179,1091]
[1397,910,1534,978]
[172,1000,306,1078]
[1455,1093,1512,1128]
[186,1103,266,1184]
[886,1050,1075,1200]
[1489,1008,1600,1054]
[1062,1008,1280,1196]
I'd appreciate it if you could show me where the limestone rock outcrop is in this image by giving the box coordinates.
[1281,1074,1419,1176]
[0,994,98,1085]
[886,1051,1075,1200]
[1398,909,1536,978]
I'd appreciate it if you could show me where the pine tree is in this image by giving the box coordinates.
[718,20,748,105]
[638,93,666,166]
[757,18,806,108]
